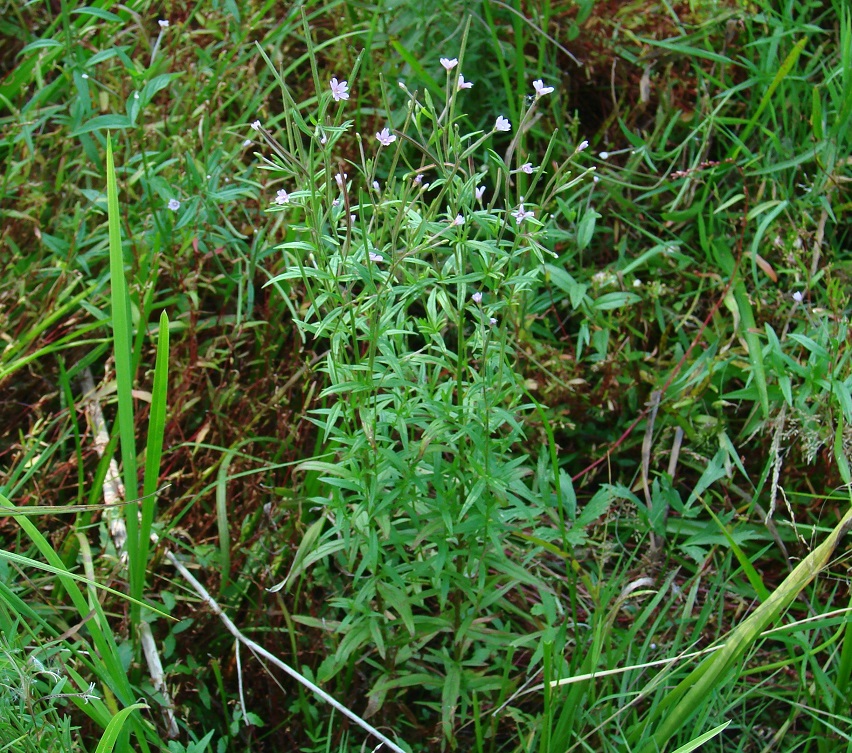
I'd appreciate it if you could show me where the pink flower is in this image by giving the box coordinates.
[513,197,534,225]
[440,57,458,72]
[472,292,483,304]
[475,185,485,201]
[376,127,396,147]
[457,74,473,90]
[275,189,289,205]
[451,214,465,226]
[520,162,535,174]
[369,252,383,262]
[494,115,511,132]
[329,77,349,102]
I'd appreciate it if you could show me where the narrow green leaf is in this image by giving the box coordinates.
[732,37,808,156]
[139,311,169,597]
[106,135,141,623]
[640,504,852,750]
[93,703,149,753]
[732,280,769,419]
[71,115,133,137]
[670,721,731,753]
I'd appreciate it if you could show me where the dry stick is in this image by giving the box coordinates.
[81,366,179,737]
[163,548,408,753]
[80,368,128,556]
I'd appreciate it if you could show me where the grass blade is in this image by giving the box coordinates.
[139,311,170,598]
[639,502,852,751]
[106,134,142,624]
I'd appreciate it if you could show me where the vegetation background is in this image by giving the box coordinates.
[1,0,851,752]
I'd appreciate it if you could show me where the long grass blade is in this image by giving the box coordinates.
[106,134,142,625]
[639,502,852,751]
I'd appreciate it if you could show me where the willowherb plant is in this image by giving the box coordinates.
[255,30,590,740]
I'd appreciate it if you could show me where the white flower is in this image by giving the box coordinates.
[243,139,252,147]
[376,127,396,146]
[577,140,589,152]
[440,57,458,72]
[250,120,261,131]
[512,198,534,225]
[599,151,609,160]
[452,213,465,226]
[335,172,347,188]
[158,19,169,28]
[520,162,535,174]
[81,73,89,80]
[372,180,380,191]
[472,292,483,304]
[369,252,383,262]
[457,74,473,90]
[489,317,497,326]
[475,185,486,201]
[167,199,180,211]
[275,189,289,205]
[633,279,643,288]
[494,115,511,132]
[532,79,554,97]
[329,77,349,102]
[792,291,804,303]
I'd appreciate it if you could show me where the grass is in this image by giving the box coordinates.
[1,0,851,751]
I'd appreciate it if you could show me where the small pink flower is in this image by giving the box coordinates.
[489,317,497,326]
[440,57,458,72]
[275,189,289,205]
[451,214,465,226]
[167,198,180,211]
[329,77,349,102]
[457,74,473,90]
[520,162,535,174]
[376,127,396,146]
[577,140,589,152]
[472,292,483,304]
[369,252,383,262]
[513,197,534,225]
[494,116,511,132]
[335,172,347,188]
[250,120,261,131]
[475,185,485,201]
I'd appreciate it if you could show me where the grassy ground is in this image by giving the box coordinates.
[1,1,851,752]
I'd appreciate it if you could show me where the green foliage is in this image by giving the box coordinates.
[1,0,852,751]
